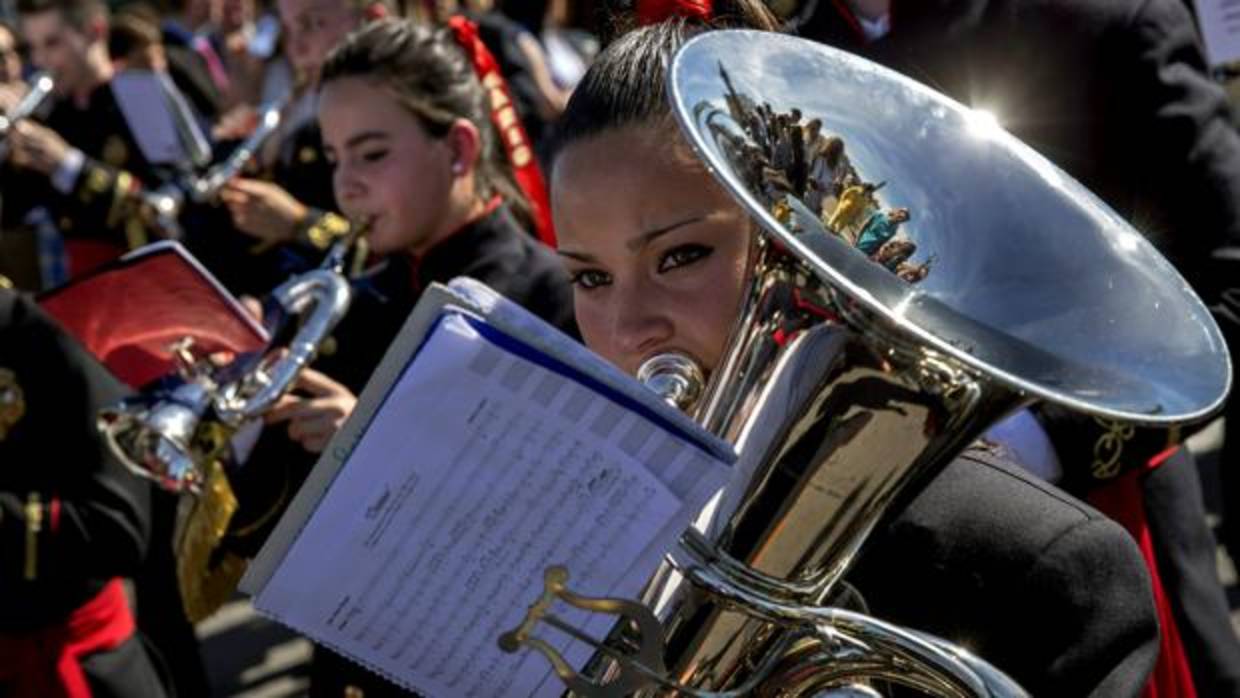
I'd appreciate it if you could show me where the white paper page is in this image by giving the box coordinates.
[1194,0,1240,66]
[255,313,727,697]
[110,71,186,165]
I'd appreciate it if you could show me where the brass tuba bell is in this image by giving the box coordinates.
[504,30,1231,697]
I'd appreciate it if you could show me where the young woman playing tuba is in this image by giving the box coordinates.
[543,2,1161,695]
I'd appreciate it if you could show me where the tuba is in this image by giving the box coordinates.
[97,226,359,620]
[502,31,1231,696]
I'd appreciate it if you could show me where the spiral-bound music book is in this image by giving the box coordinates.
[241,278,734,697]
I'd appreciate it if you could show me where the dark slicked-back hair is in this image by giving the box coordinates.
[320,18,531,227]
[16,0,107,31]
[553,1,776,163]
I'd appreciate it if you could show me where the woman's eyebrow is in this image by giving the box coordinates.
[556,214,708,262]
[625,214,707,252]
[343,131,389,150]
[557,249,594,262]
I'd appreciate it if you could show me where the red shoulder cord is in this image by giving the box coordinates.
[635,0,713,24]
[447,15,556,248]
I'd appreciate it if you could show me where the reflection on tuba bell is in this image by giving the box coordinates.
[97,223,360,620]
[502,31,1231,696]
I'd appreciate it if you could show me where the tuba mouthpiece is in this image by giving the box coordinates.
[637,352,705,411]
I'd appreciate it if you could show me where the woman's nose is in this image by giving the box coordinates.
[333,164,365,206]
[610,282,674,363]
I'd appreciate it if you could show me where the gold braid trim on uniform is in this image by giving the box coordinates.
[299,210,352,250]
[79,165,112,206]
[23,492,41,581]
[1091,417,1134,481]
[1091,418,1183,481]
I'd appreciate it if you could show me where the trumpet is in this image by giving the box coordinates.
[0,72,54,137]
[501,30,1230,697]
[140,96,288,239]
[97,220,363,620]
[0,72,54,156]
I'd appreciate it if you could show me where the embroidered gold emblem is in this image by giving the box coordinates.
[0,367,26,441]
[0,275,12,289]
[102,136,129,167]
[1091,417,1135,480]
[298,146,318,164]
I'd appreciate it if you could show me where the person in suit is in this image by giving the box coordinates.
[786,3,1240,694]
[547,4,1160,695]
[3,0,208,278]
[0,288,167,698]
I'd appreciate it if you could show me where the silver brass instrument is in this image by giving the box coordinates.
[0,73,54,157]
[502,31,1231,696]
[0,72,54,137]
[142,97,288,239]
[97,223,360,620]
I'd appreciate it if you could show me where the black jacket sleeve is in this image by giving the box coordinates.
[849,450,1158,697]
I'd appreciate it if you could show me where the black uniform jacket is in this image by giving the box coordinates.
[0,81,169,252]
[795,0,1240,295]
[0,289,149,630]
[0,290,168,698]
[849,447,1158,697]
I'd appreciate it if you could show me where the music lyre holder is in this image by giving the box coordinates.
[498,566,670,697]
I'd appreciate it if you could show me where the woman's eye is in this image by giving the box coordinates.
[568,269,611,290]
[657,244,712,273]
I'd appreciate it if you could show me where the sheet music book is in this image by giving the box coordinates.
[1194,0,1240,66]
[38,240,267,388]
[241,277,735,697]
[110,70,196,165]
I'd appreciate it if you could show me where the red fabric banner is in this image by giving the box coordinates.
[447,16,556,248]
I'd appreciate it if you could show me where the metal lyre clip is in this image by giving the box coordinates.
[498,565,669,697]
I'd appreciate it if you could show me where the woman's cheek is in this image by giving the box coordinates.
[573,296,618,366]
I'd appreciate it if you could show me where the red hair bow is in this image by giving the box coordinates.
[636,0,713,25]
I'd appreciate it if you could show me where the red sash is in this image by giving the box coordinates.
[0,578,136,698]
[1088,447,1197,698]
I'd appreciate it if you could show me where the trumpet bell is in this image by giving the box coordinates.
[670,29,1230,423]
[97,380,212,494]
